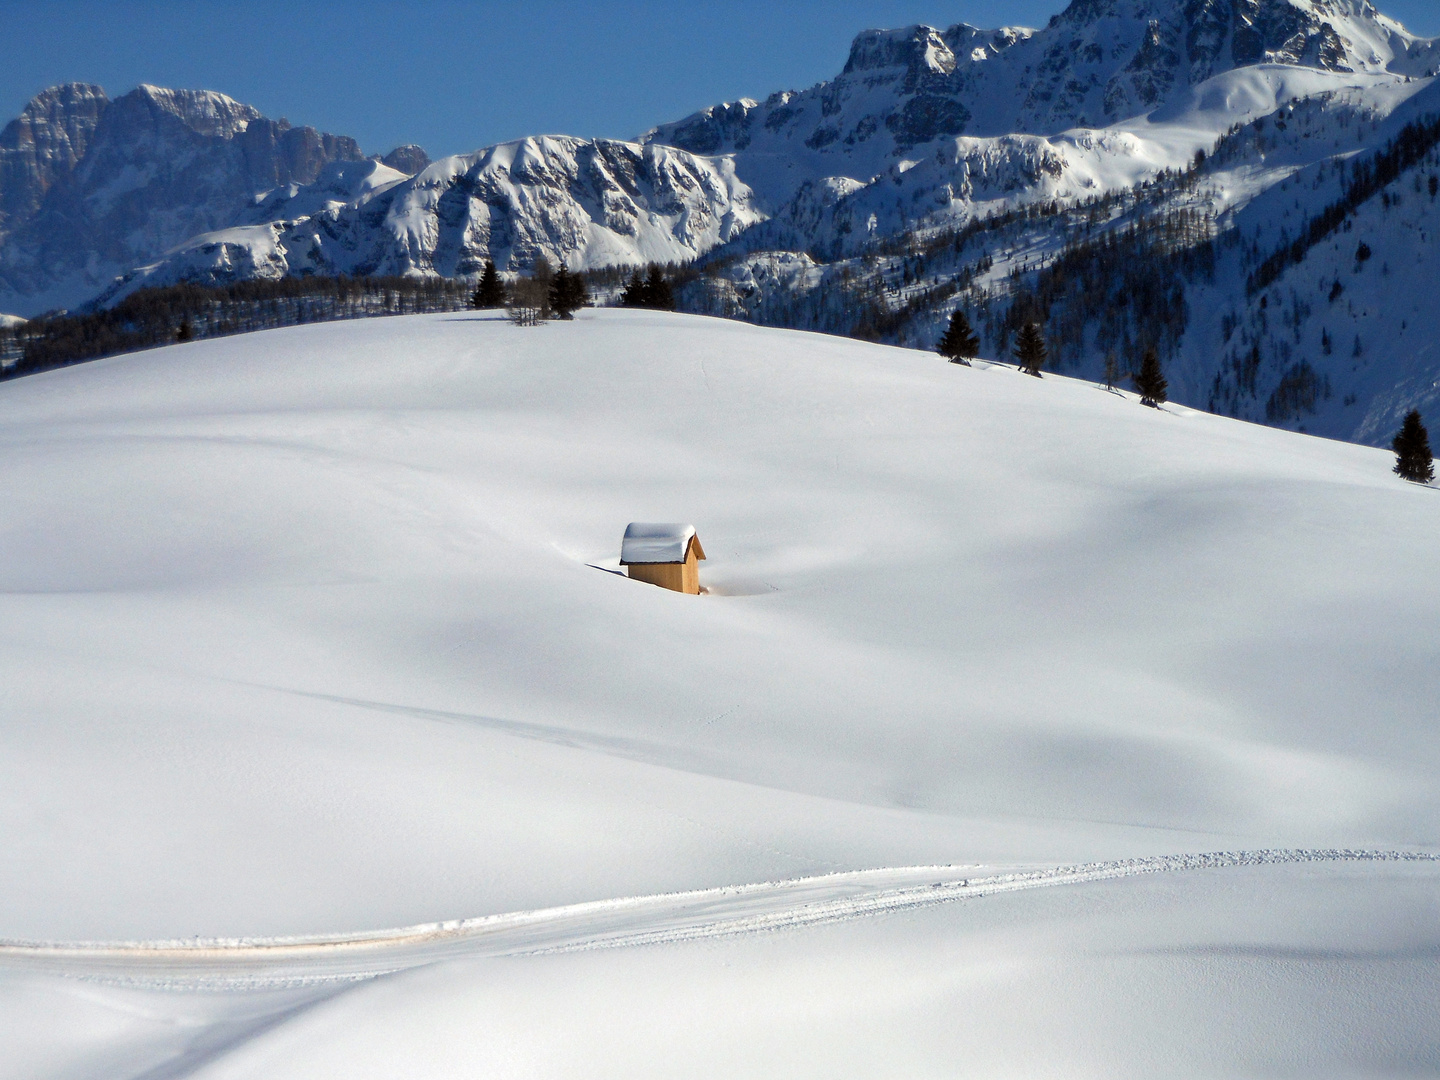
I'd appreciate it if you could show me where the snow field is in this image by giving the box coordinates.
[1,309,1438,1076]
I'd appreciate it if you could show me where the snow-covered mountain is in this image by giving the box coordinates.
[648,0,1438,209]
[654,0,1440,447]
[100,135,761,302]
[0,83,378,314]
[689,78,1440,446]
[94,0,1439,309]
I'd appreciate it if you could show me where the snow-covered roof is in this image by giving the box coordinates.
[620,522,701,565]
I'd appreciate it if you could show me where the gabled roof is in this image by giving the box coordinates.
[620,522,705,565]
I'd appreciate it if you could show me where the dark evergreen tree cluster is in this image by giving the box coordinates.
[621,266,676,310]
[6,275,475,380]
[472,260,506,308]
[937,309,980,365]
[1393,410,1435,483]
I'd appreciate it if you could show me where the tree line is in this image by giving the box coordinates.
[0,256,694,378]
[5,275,475,380]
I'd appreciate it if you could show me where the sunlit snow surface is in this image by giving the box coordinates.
[2,311,1438,1077]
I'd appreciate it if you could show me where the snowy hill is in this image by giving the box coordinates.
[1160,82,1440,442]
[1,311,1439,1076]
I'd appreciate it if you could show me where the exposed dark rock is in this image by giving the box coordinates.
[380,144,431,174]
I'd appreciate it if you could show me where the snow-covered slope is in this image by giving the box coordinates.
[0,311,1438,1075]
[1157,78,1440,442]
[6,0,1440,457]
[236,158,412,226]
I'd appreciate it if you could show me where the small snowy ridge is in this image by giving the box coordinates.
[3,849,1431,961]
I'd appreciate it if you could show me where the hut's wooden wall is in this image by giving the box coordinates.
[627,551,700,594]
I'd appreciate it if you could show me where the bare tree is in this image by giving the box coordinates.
[507,276,550,326]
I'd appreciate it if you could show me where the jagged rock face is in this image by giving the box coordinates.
[380,144,431,175]
[102,135,762,300]
[646,0,1435,210]
[0,83,109,241]
[0,83,364,314]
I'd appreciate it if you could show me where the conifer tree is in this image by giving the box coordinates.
[620,270,646,307]
[473,260,506,308]
[1392,409,1435,483]
[644,266,675,311]
[1133,346,1168,407]
[549,262,588,319]
[938,309,980,365]
[1012,321,1047,377]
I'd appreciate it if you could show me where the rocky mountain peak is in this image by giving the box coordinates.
[123,84,261,139]
[379,144,431,175]
[0,83,110,238]
[0,83,366,314]
[843,26,958,78]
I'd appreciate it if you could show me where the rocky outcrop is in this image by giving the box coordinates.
[0,83,109,241]
[380,144,431,175]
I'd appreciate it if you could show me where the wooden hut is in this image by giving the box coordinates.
[621,523,706,595]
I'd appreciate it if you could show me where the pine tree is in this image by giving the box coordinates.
[1012,322,1047,377]
[1392,409,1435,483]
[644,266,675,311]
[175,319,194,343]
[620,269,646,307]
[1132,346,1168,407]
[937,309,980,365]
[549,262,588,319]
[473,260,505,308]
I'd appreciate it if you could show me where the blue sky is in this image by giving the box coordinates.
[3,0,1437,160]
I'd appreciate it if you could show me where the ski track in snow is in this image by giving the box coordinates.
[2,849,1431,991]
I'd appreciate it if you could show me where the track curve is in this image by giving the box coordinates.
[3,848,1433,989]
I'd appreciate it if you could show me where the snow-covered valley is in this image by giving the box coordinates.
[2,310,1438,1076]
